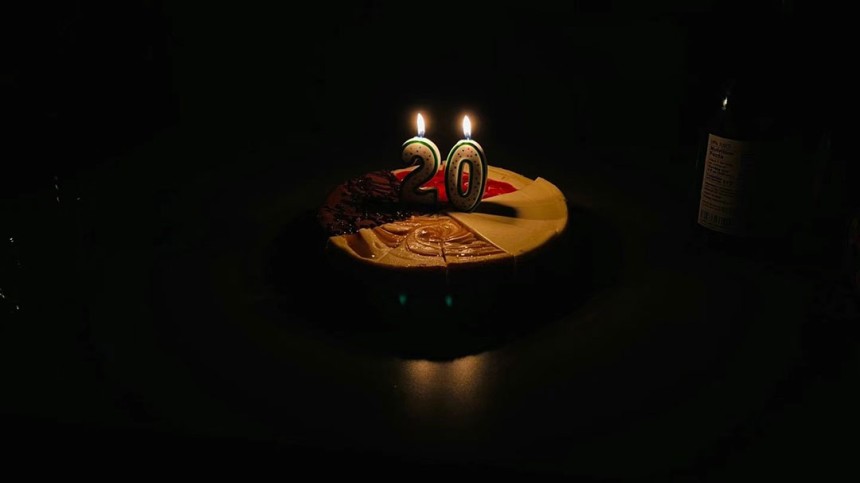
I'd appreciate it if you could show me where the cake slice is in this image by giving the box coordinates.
[447,177,568,258]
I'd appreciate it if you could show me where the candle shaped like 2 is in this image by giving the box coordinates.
[400,113,442,205]
[445,116,488,212]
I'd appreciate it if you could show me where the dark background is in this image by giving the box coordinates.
[3,1,849,187]
[2,1,857,479]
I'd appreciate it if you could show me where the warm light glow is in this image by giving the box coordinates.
[462,115,471,139]
[722,96,728,110]
[400,355,488,415]
[417,113,425,138]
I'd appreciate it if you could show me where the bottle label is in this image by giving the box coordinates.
[698,133,750,235]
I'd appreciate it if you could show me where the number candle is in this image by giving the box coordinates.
[400,113,442,205]
[445,115,488,212]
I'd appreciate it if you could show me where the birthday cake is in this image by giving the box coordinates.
[318,165,568,278]
[310,113,570,335]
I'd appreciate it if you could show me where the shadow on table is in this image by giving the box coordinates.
[265,203,623,360]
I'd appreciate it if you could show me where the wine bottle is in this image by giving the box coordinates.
[690,24,816,260]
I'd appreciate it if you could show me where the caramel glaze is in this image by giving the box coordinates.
[372,215,508,261]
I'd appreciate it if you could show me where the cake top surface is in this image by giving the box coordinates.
[318,167,532,238]
[318,166,568,271]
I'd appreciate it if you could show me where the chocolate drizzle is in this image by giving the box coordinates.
[318,170,427,236]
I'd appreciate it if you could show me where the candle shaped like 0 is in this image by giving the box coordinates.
[445,115,488,212]
[400,113,442,205]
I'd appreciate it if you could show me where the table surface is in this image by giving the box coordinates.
[2,123,857,479]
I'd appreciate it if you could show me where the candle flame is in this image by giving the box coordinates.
[417,113,425,138]
[463,115,471,139]
[722,96,728,110]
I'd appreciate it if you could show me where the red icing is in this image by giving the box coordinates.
[394,169,517,203]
